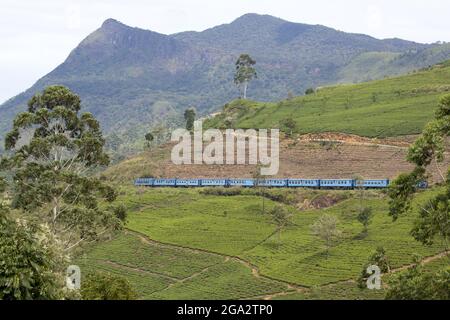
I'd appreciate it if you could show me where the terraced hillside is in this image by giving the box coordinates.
[205,61,450,137]
[77,187,449,299]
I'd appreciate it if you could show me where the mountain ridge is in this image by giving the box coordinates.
[1,13,449,155]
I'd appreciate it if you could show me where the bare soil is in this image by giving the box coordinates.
[106,133,449,184]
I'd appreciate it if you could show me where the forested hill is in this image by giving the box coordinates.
[1,13,450,155]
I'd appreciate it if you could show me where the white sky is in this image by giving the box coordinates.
[1,0,449,104]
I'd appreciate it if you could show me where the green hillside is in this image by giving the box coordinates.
[205,60,450,137]
[338,43,450,83]
[76,186,449,299]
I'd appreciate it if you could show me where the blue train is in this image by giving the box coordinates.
[134,178,400,189]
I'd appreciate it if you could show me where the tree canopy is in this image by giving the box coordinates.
[388,94,450,248]
[234,54,257,99]
[1,85,122,252]
[0,205,66,300]
[184,108,196,132]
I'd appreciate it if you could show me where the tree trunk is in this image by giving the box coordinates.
[243,82,248,99]
[262,192,265,215]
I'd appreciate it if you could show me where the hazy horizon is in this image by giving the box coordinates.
[1,0,450,104]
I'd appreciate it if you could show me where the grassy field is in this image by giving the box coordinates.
[205,61,450,137]
[77,186,448,299]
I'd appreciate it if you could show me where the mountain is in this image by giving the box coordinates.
[1,13,449,155]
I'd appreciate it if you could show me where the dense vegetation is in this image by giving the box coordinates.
[0,87,126,299]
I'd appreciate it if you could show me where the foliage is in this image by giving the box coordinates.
[144,132,154,150]
[0,211,66,300]
[0,177,5,193]
[305,88,315,95]
[387,168,425,220]
[357,207,374,232]
[311,214,342,257]
[388,94,450,248]
[385,258,450,300]
[111,204,128,222]
[184,108,196,132]
[80,271,137,300]
[1,86,120,251]
[269,204,293,242]
[144,132,154,142]
[234,54,257,99]
[280,118,296,137]
[357,247,391,289]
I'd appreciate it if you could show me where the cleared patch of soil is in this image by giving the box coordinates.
[106,133,449,185]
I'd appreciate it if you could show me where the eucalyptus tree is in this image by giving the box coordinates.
[388,94,450,249]
[1,86,122,252]
[234,54,257,99]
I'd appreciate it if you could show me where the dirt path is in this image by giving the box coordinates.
[389,250,450,274]
[252,250,450,300]
[126,229,307,299]
[123,229,449,300]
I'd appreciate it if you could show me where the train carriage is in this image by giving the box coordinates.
[319,179,354,189]
[175,179,200,187]
[153,179,177,187]
[200,179,227,187]
[356,179,390,189]
[287,179,320,188]
[133,176,423,190]
[134,178,154,186]
[227,179,255,187]
[256,179,287,188]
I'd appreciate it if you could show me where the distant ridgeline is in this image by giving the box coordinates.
[1,13,450,155]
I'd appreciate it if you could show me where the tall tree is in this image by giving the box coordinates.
[234,54,257,99]
[270,204,293,242]
[1,86,122,252]
[252,164,266,215]
[357,207,374,233]
[184,108,196,132]
[144,132,154,150]
[311,214,342,258]
[388,94,450,249]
